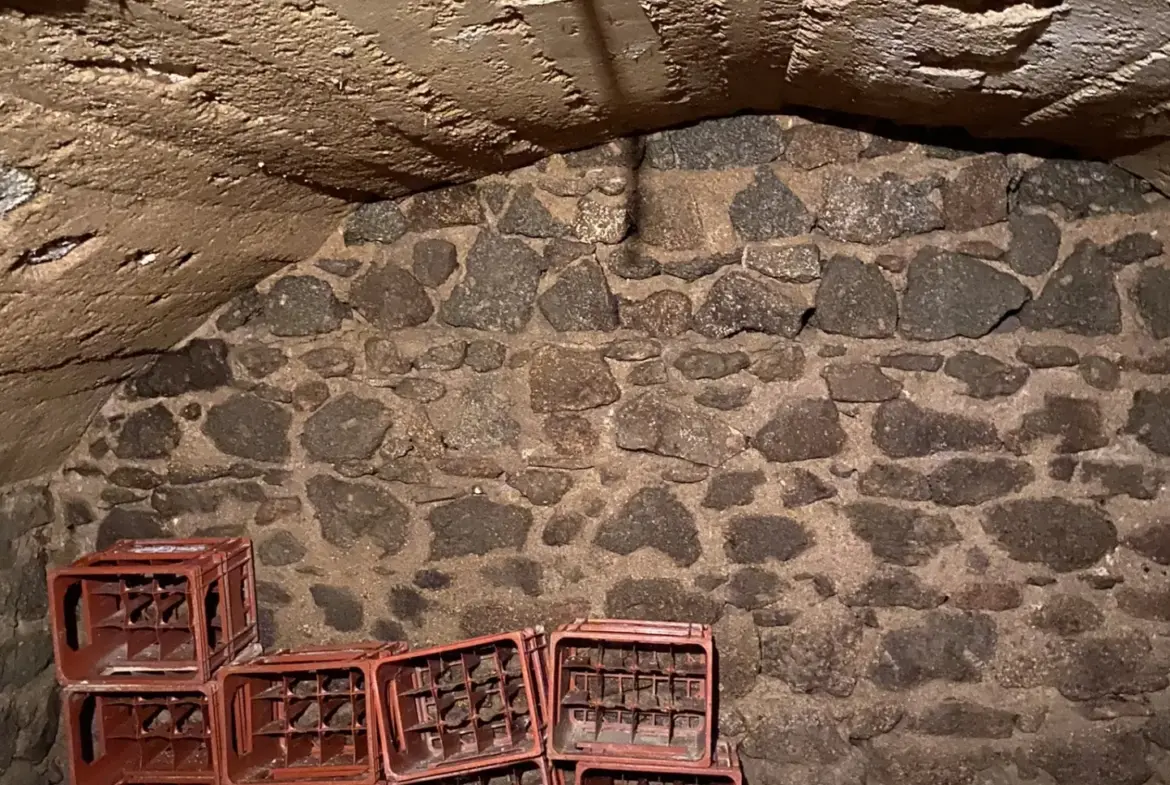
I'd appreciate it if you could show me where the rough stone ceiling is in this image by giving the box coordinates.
[2,0,1170,482]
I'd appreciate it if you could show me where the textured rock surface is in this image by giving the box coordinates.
[33,114,1170,785]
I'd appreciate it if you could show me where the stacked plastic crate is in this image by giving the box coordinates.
[49,538,741,785]
[48,538,260,785]
[545,620,741,785]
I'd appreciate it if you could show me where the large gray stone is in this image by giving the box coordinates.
[300,393,391,463]
[693,270,808,338]
[1020,241,1121,335]
[615,391,745,467]
[306,474,408,556]
[900,250,1031,340]
[350,264,434,330]
[440,231,543,333]
[594,487,701,566]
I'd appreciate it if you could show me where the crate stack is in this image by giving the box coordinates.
[49,538,260,785]
[545,620,739,785]
[50,539,742,785]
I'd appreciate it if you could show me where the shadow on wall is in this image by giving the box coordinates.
[1,0,88,13]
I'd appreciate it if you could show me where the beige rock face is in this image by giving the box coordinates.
[3,0,1170,480]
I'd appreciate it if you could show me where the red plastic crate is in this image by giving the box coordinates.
[417,758,553,785]
[374,629,548,783]
[49,538,258,686]
[63,681,224,785]
[217,643,404,785]
[572,741,741,785]
[546,620,715,767]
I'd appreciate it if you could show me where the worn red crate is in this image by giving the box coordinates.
[571,741,741,785]
[217,643,404,785]
[63,681,224,785]
[49,538,258,686]
[374,629,548,783]
[546,620,715,767]
[417,757,553,785]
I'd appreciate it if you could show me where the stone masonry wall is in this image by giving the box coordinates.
[50,114,1170,784]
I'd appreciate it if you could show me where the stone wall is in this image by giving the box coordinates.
[50,115,1170,783]
[0,479,66,785]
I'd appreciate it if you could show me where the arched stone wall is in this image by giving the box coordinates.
[38,115,1170,785]
[5,0,1170,485]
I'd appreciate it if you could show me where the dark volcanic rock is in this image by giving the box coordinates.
[673,348,749,380]
[822,363,902,402]
[414,341,466,371]
[465,340,507,372]
[815,256,897,338]
[983,498,1116,572]
[819,172,943,244]
[619,290,692,337]
[909,700,1016,739]
[1080,461,1164,500]
[872,611,997,690]
[1135,265,1170,338]
[1015,395,1107,454]
[428,496,533,560]
[350,264,434,330]
[943,351,1030,399]
[785,123,863,169]
[594,486,701,567]
[506,469,573,506]
[301,393,391,463]
[497,185,568,238]
[542,413,598,457]
[701,470,765,511]
[529,346,619,412]
[440,231,543,333]
[744,242,821,283]
[406,183,483,230]
[115,405,180,460]
[309,585,364,632]
[646,116,784,170]
[615,391,745,467]
[779,468,836,508]
[725,515,812,564]
[693,270,808,338]
[880,353,944,372]
[759,605,865,697]
[729,167,813,241]
[235,346,285,379]
[216,289,262,332]
[942,156,1009,231]
[1020,242,1121,335]
[316,258,362,277]
[872,399,998,458]
[1125,521,1170,565]
[952,582,1022,611]
[900,250,1031,340]
[1025,728,1150,785]
[754,398,846,462]
[256,530,307,567]
[344,201,407,245]
[411,238,458,287]
[605,578,722,624]
[695,385,752,410]
[1017,344,1079,368]
[96,509,166,550]
[859,463,930,501]
[442,381,520,451]
[306,475,407,555]
[543,513,584,546]
[1015,159,1148,219]
[1079,354,1120,390]
[262,276,347,336]
[1126,387,1170,456]
[661,251,737,282]
[300,347,354,378]
[845,567,945,609]
[749,343,805,382]
[1006,212,1062,276]
[537,259,618,332]
[131,339,232,398]
[845,503,960,566]
[203,395,291,462]
[928,458,1033,506]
